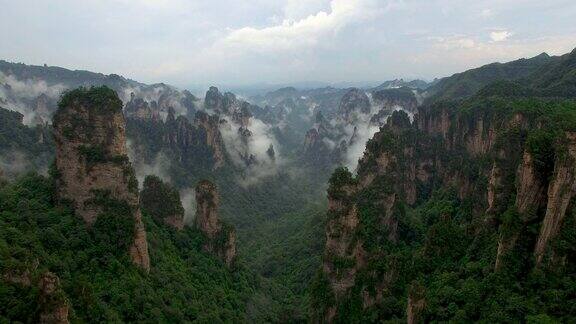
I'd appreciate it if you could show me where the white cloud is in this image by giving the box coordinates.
[1,0,575,86]
[490,30,513,42]
[480,9,493,18]
[429,36,477,50]
[218,0,378,53]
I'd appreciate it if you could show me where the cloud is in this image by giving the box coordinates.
[180,187,196,224]
[0,72,65,125]
[218,0,376,53]
[126,139,173,187]
[429,35,477,50]
[1,0,575,86]
[490,30,513,42]
[219,113,283,186]
[480,8,493,18]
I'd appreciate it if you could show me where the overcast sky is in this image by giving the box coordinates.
[0,0,575,88]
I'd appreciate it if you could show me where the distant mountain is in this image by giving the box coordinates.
[425,52,553,102]
[527,48,576,97]
[0,60,198,125]
[372,78,430,91]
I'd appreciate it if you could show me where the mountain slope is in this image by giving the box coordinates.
[426,52,553,102]
[311,50,576,321]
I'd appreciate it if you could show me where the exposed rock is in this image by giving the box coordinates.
[321,168,366,321]
[407,283,426,324]
[124,92,160,121]
[194,111,226,169]
[534,132,576,264]
[338,88,371,122]
[266,144,276,161]
[194,180,236,267]
[515,151,546,215]
[52,86,150,271]
[372,87,418,113]
[233,102,252,128]
[38,272,69,324]
[32,93,54,125]
[204,86,239,114]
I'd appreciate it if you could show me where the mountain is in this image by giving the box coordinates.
[0,88,254,322]
[527,49,576,97]
[2,47,576,323]
[53,87,150,271]
[0,60,198,125]
[372,79,430,91]
[425,52,553,102]
[311,49,576,322]
[301,86,419,173]
[0,106,52,177]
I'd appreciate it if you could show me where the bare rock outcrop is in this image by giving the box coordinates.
[124,92,160,121]
[406,283,426,324]
[338,88,371,122]
[194,111,226,169]
[194,180,236,267]
[38,272,69,324]
[53,86,150,271]
[534,132,576,264]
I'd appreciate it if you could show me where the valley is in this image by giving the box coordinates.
[1,47,576,322]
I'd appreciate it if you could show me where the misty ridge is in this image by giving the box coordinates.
[0,59,422,188]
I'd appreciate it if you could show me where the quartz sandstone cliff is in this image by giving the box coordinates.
[194,180,236,267]
[318,100,576,321]
[53,86,150,271]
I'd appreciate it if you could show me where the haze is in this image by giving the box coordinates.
[1,0,574,89]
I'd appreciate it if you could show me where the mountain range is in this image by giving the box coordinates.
[1,48,576,323]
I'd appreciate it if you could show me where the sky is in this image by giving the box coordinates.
[0,0,575,89]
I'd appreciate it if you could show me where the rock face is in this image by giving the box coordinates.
[194,180,236,267]
[124,92,160,121]
[406,284,426,324]
[315,98,576,321]
[372,87,419,114]
[52,86,150,271]
[204,86,238,114]
[534,132,576,264]
[194,111,226,168]
[323,169,366,322]
[38,272,69,324]
[338,88,371,122]
[140,175,185,230]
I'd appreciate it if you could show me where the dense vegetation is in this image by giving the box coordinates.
[57,86,123,114]
[2,49,576,323]
[140,175,185,224]
[311,77,576,321]
[0,173,256,322]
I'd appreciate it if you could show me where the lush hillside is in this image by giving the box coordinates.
[311,64,576,322]
[2,48,576,324]
[426,52,553,102]
[0,173,256,322]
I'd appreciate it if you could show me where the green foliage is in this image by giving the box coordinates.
[0,173,256,322]
[319,186,576,322]
[88,190,137,256]
[238,206,326,322]
[58,86,123,114]
[77,144,107,165]
[526,129,558,176]
[140,175,184,225]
